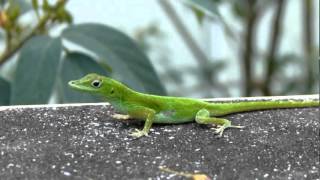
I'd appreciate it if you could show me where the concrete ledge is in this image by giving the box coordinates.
[0,95,319,179]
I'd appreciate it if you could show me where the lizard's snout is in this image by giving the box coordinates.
[68,80,79,88]
[68,81,75,86]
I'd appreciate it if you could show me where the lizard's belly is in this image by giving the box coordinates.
[153,110,194,124]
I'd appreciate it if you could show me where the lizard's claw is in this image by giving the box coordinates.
[129,129,149,138]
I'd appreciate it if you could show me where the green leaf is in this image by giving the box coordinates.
[42,0,50,11]
[56,5,73,24]
[12,0,32,14]
[61,23,166,95]
[60,52,110,103]
[31,0,39,17]
[31,0,38,10]
[0,77,10,105]
[10,36,62,105]
[7,1,21,21]
[188,5,206,23]
[231,0,248,19]
[185,0,220,18]
[0,0,5,6]
[186,0,237,41]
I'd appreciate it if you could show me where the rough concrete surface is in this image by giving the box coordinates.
[0,103,319,180]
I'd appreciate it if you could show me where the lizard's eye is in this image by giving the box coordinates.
[91,80,101,88]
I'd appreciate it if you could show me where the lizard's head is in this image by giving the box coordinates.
[68,73,127,100]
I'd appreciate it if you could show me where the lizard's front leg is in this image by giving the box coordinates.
[127,106,156,138]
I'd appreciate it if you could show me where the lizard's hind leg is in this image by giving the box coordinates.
[195,109,244,137]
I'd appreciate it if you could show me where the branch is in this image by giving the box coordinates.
[0,13,50,66]
[302,0,315,92]
[158,0,211,65]
[242,0,259,96]
[158,0,215,96]
[262,0,286,95]
[0,0,69,66]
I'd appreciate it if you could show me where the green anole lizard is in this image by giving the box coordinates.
[68,73,319,138]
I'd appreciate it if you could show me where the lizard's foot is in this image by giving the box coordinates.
[211,124,245,137]
[129,129,149,138]
[111,114,131,120]
[211,126,225,137]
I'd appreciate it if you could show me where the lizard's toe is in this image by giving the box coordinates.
[230,125,245,129]
[211,126,225,137]
[211,124,244,137]
[129,129,148,138]
[111,114,131,120]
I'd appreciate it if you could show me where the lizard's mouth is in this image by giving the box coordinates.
[68,80,93,92]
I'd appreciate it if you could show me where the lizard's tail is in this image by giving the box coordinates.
[208,98,319,116]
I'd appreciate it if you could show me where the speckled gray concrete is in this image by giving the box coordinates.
[0,104,319,179]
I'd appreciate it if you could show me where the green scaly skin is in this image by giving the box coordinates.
[68,73,319,138]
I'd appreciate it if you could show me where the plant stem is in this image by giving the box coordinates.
[0,13,50,66]
[158,0,215,96]
[242,0,259,96]
[262,0,286,95]
[302,0,314,93]
[0,0,69,66]
[158,0,211,66]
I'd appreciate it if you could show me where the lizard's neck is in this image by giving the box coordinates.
[107,85,138,113]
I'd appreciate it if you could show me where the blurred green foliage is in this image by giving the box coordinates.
[185,0,318,96]
[0,0,165,105]
[0,0,318,105]
[148,0,318,97]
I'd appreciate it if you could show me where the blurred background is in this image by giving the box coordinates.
[0,0,319,105]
